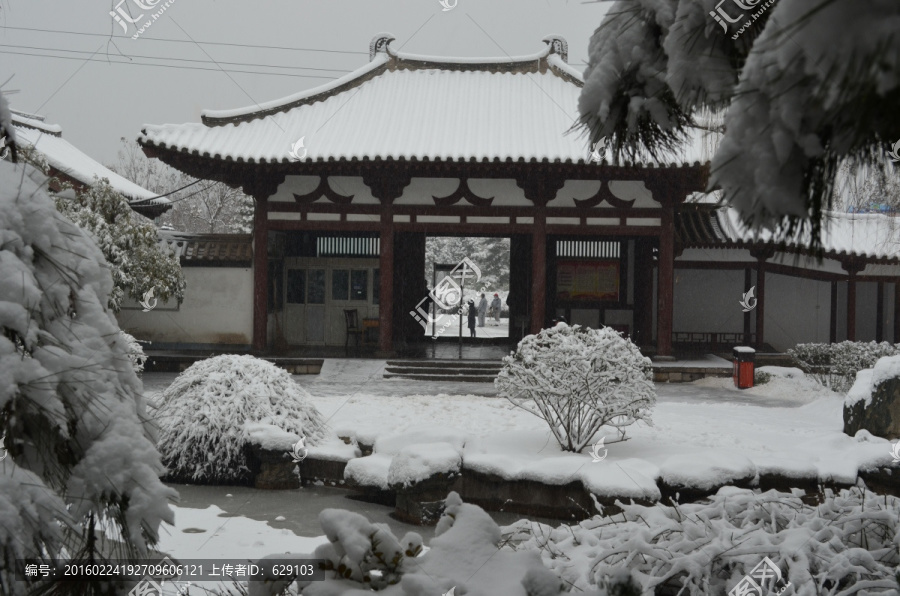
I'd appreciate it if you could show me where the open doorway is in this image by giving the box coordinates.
[423,236,511,341]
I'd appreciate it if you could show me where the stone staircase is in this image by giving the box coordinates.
[383,360,502,382]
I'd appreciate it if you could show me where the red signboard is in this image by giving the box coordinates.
[556,260,620,302]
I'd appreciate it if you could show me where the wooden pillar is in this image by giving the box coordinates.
[876,281,885,342]
[252,196,268,351]
[749,247,773,350]
[633,238,653,346]
[531,213,547,334]
[743,267,752,344]
[895,281,900,343]
[516,172,563,335]
[847,274,857,341]
[379,213,394,353]
[842,259,864,342]
[656,201,675,357]
[830,281,838,343]
[363,170,410,356]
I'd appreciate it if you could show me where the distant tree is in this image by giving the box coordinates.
[578,0,900,252]
[113,138,254,233]
[425,236,510,297]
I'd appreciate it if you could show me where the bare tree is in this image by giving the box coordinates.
[112,138,254,233]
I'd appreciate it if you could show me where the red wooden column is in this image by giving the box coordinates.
[895,281,900,342]
[656,199,675,358]
[876,281,885,342]
[378,211,394,354]
[515,172,563,335]
[531,211,547,334]
[363,169,410,356]
[252,196,269,351]
[830,281,838,343]
[842,259,864,341]
[750,247,773,350]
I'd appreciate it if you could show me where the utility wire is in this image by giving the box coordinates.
[0,49,339,79]
[0,43,352,74]
[0,25,369,55]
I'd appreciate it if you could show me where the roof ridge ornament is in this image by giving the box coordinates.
[542,35,568,63]
[370,33,396,61]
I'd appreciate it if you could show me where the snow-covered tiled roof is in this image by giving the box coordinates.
[679,203,900,262]
[11,111,168,208]
[159,231,252,266]
[139,35,716,166]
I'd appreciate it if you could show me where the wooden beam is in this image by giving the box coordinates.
[877,281,885,342]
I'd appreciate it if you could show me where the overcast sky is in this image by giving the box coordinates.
[0,0,610,167]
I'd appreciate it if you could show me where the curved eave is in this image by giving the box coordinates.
[680,239,900,267]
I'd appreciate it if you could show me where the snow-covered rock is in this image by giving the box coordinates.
[387,442,462,488]
[844,355,900,440]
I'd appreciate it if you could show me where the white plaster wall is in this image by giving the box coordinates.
[117,267,253,347]
[673,269,745,334]
[763,273,831,350]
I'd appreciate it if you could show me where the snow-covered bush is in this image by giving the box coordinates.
[0,158,175,594]
[504,487,900,596]
[119,330,148,375]
[789,341,900,393]
[53,178,185,312]
[495,324,656,452]
[503,486,900,595]
[155,354,329,483]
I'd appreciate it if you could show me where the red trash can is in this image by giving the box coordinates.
[733,346,756,389]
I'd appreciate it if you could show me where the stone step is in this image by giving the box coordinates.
[385,365,501,376]
[385,359,503,369]
[383,372,498,383]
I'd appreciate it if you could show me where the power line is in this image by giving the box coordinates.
[0,43,352,74]
[0,49,339,79]
[0,25,369,56]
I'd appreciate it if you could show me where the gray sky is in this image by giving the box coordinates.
[0,0,609,167]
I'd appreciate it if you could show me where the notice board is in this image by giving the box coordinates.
[556,260,620,302]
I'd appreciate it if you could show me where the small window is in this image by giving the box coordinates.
[373,269,380,305]
[351,270,368,301]
[332,270,349,301]
[308,269,326,304]
[286,270,306,304]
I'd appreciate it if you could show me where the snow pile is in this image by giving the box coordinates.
[242,422,300,451]
[846,355,900,408]
[387,442,462,488]
[691,365,835,403]
[659,452,756,491]
[0,159,175,592]
[502,486,900,595]
[155,354,329,483]
[290,492,573,596]
[497,324,655,452]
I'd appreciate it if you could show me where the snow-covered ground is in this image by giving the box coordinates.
[144,361,896,502]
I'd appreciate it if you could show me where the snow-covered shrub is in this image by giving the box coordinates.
[496,324,655,452]
[0,158,176,594]
[502,486,900,595]
[155,354,328,483]
[53,178,185,312]
[118,330,148,375]
[789,341,900,393]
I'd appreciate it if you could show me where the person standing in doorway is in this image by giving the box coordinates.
[490,293,502,325]
[477,293,488,328]
[467,300,477,338]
